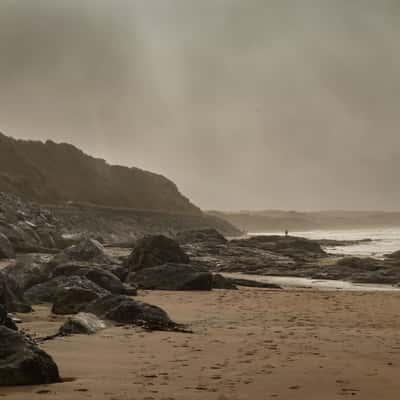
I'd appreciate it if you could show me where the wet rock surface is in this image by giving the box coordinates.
[0,326,60,386]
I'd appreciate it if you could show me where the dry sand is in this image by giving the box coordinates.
[2,288,400,400]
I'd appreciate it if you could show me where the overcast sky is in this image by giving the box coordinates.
[0,1,399,211]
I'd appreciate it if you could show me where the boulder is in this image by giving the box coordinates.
[52,287,102,315]
[25,275,109,305]
[0,272,31,313]
[212,274,238,290]
[51,262,136,295]
[130,263,213,291]
[125,235,189,274]
[0,232,14,259]
[0,305,18,331]
[50,238,113,266]
[0,326,60,386]
[59,313,106,335]
[85,294,184,331]
[3,256,51,291]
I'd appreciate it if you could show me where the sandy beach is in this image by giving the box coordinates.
[2,287,400,400]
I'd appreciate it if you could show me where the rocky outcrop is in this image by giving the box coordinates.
[85,294,188,331]
[0,326,60,386]
[25,275,109,305]
[131,263,213,291]
[0,192,62,257]
[231,236,326,260]
[125,235,189,275]
[59,313,106,335]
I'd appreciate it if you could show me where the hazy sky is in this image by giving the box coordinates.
[1,1,399,211]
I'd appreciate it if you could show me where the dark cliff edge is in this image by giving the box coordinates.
[0,132,199,214]
[0,133,241,240]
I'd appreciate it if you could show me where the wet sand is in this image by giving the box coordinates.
[2,288,400,400]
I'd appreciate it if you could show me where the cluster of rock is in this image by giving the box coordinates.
[177,229,400,285]
[0,192,62,259]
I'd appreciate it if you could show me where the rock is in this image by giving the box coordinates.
[52,287,102,315]
[226,277,282,289]
[385,250,400,260]
[50,238,114,266]
[0,272,31,313]
[85,294,186,331]
[0,326,60,386]
[212,274,238,290]
[3,255,51,291]
[130,263,213,291]
[59,313,106,335]
[0,232,14,259]
[0,305,18,331]
[231,235,326,260]
[51,262,136,295]
[335,257,382,271]
[125,235,189,275]
[176,229,227,245]
[25,275,109,305]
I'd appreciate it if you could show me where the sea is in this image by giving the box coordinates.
[250,227,400,258]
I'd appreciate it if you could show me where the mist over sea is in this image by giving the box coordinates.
[250,227,400,258]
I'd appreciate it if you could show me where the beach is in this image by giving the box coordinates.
[3,287,400,400]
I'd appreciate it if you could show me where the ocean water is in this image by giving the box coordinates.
[250,227,400,258]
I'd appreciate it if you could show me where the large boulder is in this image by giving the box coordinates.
[50,238,113,266]
[25,275,109,305]
[52,287,102,315]
[51,262,136,295]
[125,235,189,275]
[0,326,60,386]
[59,313,106,335]
[0,272,31,313]
[130,263,213,291]
[0,232,14,259]
[3,256,51,291]
[85,294,183,331]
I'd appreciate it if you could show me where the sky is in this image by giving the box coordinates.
[0,0,399,211]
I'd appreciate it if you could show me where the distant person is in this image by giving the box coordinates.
[285,229,289,237]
